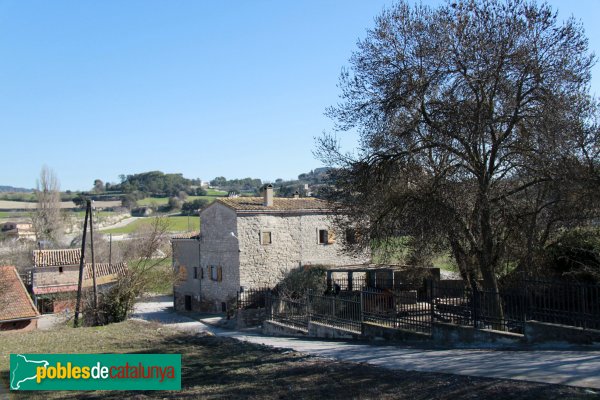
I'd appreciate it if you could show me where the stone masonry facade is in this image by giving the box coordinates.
[173,190,370,312]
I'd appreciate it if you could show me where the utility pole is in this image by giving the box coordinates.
[89,201,98,322]
[74,201,90,328]
[109,233,112,266]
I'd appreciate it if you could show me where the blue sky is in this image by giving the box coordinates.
[1,0,598,191]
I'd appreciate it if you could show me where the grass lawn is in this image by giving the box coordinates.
[102,216,200,235]
[204,188,227,196]
[0,211,30,219]
[129,258,174,294]
[0,320,591,399]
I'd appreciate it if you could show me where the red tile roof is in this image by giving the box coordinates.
[83,262,128,280]
[215,197,333,214]
[33,249,81,267]
[0,266,39,322]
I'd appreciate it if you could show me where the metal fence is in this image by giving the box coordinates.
[527,280,600,330]
[257,278,600,337]
[237,287,272,310]
[266,295,309,330]
[432,284,526,333]
[361,287,432,334]
[309,292,362,333]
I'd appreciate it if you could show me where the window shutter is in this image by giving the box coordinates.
[327,230,336,244]
[217,266,223,282]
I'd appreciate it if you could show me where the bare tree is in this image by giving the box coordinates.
[32,166,65,245]
[318,0,600,318]
[83,217,175,325]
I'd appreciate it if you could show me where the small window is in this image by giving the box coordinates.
[318,229,328,244]
[210,265,222,282]
[345,229,357,244]
[193,267,199,279]
[261,231,272,245]
[58,266,64,273]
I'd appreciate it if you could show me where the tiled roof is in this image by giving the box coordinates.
[216,197,333,213]
[0,266,39,322]
[83,262,128,280]
[33,249,81,267]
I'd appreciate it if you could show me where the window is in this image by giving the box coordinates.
[261,231,272,245]
[318,229,335,244]
[193,267,202,280]
[345,229,357,245]
[58,266,64,273]
[209,265,222,282]
[318,229,328,244]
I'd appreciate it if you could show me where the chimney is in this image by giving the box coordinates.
[263,184,273,207]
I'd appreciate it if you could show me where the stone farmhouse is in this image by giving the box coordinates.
[30,249,127,313]
[173,185,370,312]
[0,265,39,331]
[0,221,35,241]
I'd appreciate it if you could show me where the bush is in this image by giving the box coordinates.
[181,199,209,216]
[544,228,600,283]
[168,196,183,210]
[274,265,328,299]
[84,277,138,325]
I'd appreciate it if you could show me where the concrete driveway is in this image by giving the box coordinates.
[132,296,600,390]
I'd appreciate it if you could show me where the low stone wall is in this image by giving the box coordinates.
[236,308,266,329]
[525,321,600,345]
[308,321,360,340]
[263,320,308,337]
[362,322,430,342]
[433,322,524,346]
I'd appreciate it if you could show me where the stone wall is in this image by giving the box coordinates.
[198,204,240,311]
[237,213,370,289]
[172,238,200,310]
[33,265,79,288]
[187,203,370,312]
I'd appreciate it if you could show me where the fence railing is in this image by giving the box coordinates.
[237,288,272,310]
[266,295,309,330]
[250,278,600,337]
[526,280,600,330]
[362,287,432,334]
[309,293,362,333]
[433,284,526,333]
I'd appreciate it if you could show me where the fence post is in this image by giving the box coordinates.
[582,285,588,330]
[266,291,272,320]
[306,290,311,324]
[429,279,435,326]
[472,286,478,329]
[360,290,364,323]
[523,278,528,324]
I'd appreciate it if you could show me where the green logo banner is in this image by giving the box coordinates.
[10,354,181,391]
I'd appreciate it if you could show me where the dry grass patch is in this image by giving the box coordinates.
[0,320,596,399]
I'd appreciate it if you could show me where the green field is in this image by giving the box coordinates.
[0,211,30,219]
[102,216,200,235]
[137,191,227,207]
[0,192,36,202]
[204,188,227,196]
